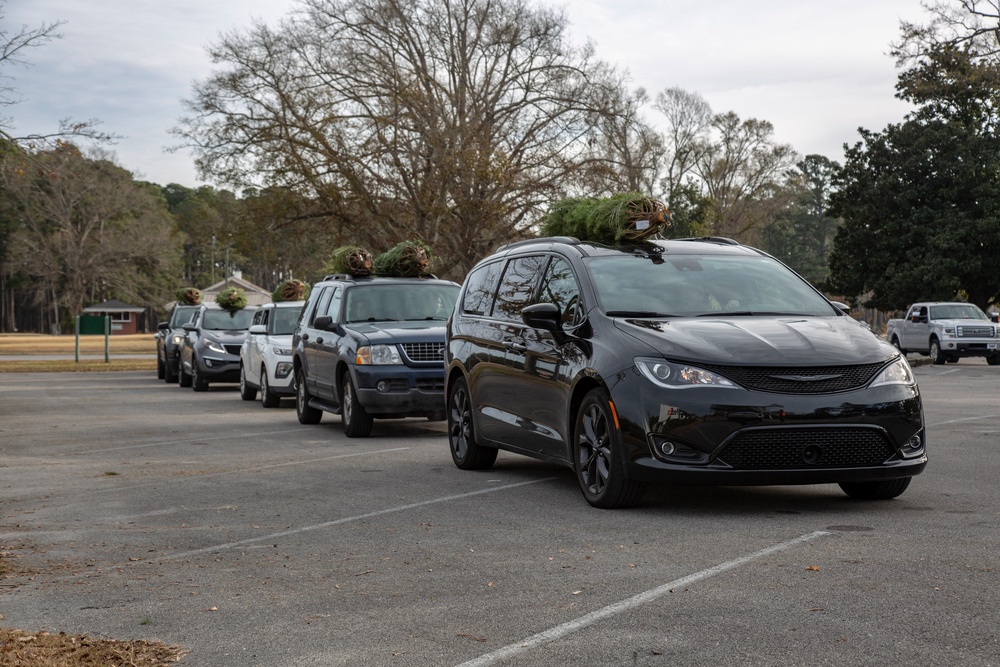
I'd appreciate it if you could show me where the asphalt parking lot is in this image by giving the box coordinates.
[1,361,998,666]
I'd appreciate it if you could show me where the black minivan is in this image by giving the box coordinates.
[445,236,927,508]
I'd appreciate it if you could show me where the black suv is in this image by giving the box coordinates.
[156,304,198,383]
[293,274,460,437]
[179,303,256,391]
[445,236,927,508]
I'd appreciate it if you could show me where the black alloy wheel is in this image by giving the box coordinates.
[447,377,497,470]
[839,477,912,500]
[574,389,645,509]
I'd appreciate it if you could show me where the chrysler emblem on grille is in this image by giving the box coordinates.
[769,373,842,382]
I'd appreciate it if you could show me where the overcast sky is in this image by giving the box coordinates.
[4,0,927,189]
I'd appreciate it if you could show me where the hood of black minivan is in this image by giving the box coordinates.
[614,315,895,366]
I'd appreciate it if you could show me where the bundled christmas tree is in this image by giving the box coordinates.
[540,193,670,244]
[272,279,309,302]
[176,287,202,305]
[325,246,374,276]
[215,286,248,311]
[375,240,432,277]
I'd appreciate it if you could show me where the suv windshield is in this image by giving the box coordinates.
[270,306,303,335]
[929,304,987,320]
[202,309,255,330]
[345,284,460,323]
[586,254,836,317]
[170,306,198,327]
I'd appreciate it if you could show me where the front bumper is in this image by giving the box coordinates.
[197,355,241,382]
[937,340,999,357]
[353,365,446,417]
[611,366,926,486]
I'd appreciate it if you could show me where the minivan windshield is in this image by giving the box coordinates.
[586,254,836,317]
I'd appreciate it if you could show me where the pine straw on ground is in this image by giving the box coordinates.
[0,627,187,666]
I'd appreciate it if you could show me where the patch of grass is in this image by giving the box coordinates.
[0,333,156,355]
[0,627,187,665]
[0,359,156,373]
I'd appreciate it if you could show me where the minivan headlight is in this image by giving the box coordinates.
[357,344,401,365]
[869,357,915,388]
[635,358,739,389]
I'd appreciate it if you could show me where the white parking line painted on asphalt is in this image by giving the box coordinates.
[162,477,557,561]
[453,530,832,667]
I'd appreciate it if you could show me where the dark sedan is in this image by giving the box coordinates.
[445,237,926,508]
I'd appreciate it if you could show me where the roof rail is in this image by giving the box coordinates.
[495,236,581,252]
[673,236,741,246]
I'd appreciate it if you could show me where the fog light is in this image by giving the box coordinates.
[275,362,292,379]
[204,359,214,368]
[659,441,676,456]
[377,380,390,393]
[901,434,924,458]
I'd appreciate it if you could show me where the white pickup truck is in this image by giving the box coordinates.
[885,302,1000,365]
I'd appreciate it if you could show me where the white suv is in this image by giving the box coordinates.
[239,300,305,407]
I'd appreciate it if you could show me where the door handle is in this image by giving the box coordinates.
[503,340,526,352]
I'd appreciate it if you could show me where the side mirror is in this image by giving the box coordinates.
[991,313,999,323]
[249,324,266,335]
[181,322,196,332]
[830,301,851,315]
[313,315,334,331]
[157,321,169,330]
[522,302,566,343]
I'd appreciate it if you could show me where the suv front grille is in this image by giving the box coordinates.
[717,427,895,469]
[223,344,243,356]
[699,362,886,394]
[400,342,446,364]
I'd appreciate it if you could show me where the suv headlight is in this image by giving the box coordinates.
[204,339,227,355]
[869,357,915,388]
[170,333,184,345]
[356,344,401,365]
[272,347,293,356]
[635,358,739,389]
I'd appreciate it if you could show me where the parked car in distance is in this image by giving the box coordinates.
[293,273,460,437]
[179,303,257,391]
[156,304,199,383]
[240,300,305,407]
[446,236,927,508]
[885,302,999,365]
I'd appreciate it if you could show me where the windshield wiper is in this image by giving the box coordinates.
[697,311,814,317]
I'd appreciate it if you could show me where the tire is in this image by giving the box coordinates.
[839,477,911,500]
[178,362,192,388]
[164,359,178,384]
[929,338,946,365]
[239,365,257,401]
[987,355,1000,366]
[191,357,209,392]
[573,389,645,509]
[341,373,373,438]
[890,336,906,355]
[260,365,280,408]
[156,354,165,380]
[447,376,497,470]
[295,368,322,425]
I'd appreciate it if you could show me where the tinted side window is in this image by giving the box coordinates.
[310,287,334,326]
[325,287,343,321]
[492,256,546,321]
[537,257,583,327]
[462,261,503,316]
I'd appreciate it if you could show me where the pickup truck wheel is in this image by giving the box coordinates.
[839,477,911,500]
[890,335,906,354]
[296,368,322,424]
[929,338,946,365]
[988,355,1000,366]
[341,374,373,438]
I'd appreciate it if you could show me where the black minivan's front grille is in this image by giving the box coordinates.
[717,427,895,469]
[699,362,887,394]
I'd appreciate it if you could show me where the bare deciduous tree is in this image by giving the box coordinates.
[174,0,629,278]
